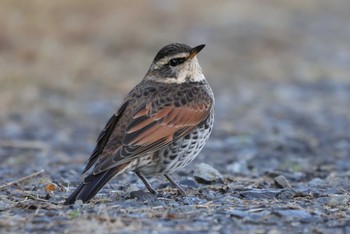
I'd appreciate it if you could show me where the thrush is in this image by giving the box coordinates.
[64,43,215,205]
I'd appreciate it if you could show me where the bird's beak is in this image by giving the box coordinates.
[188,44,206,59]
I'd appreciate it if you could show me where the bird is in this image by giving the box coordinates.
[64,43,215,205]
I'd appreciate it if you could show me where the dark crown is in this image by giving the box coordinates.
[154,43,192,62]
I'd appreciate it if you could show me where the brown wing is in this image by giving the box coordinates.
[92,99,212,174]
[82,101,128,174]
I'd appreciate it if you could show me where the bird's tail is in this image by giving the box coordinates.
[64,164,127,205]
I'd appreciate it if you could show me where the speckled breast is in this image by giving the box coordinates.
[157,109,214,173]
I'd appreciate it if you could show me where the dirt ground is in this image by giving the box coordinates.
[1,1,350,233]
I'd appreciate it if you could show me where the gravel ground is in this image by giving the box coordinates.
[1,1,350,233]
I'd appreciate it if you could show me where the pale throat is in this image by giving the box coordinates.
[165,58,205,84]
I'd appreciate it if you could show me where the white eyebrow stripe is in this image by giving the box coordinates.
[156,52,189,66]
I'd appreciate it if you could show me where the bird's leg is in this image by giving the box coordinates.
[164,174,187,196]
[135,171,158,195]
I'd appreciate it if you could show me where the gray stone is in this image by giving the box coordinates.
[308,178,325,187]
[194,163,223,184]
[326,194,350,208]
[274,175,291,189]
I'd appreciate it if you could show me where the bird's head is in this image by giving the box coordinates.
[146,43,206,84]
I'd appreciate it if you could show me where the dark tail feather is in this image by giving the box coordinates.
[64,165,126,205]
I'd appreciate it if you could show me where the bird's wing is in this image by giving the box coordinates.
[92,98,212,174]
[82,101,129,174]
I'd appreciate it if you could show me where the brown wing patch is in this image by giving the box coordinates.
[124,102,211,146]
[93,98,212,174]
[130,124,175,145]
[133,103,152,118]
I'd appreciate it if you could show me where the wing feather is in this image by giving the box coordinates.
[82,101,128,174]
[93,99,212,174]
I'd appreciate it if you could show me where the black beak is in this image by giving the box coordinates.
[188,44,206,59]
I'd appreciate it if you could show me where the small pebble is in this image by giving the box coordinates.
[273,209,315,223]
[125,184,142,193]
[240,189,280,199]
[194,163,223,184]
[274,175,291,188]
[326,194,350,208]
[129,191,157,201]
[226,161,249,174]
[308,178,325,187]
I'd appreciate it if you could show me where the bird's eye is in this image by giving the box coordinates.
[168,58,186,67]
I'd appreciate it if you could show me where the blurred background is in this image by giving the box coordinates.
[1,0,350,177]
[1,1,350,232]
